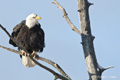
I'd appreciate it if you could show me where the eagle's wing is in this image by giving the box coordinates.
[39,27,45,48]
[9,20,25,47]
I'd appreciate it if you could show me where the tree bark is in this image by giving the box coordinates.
[77,0,101,80]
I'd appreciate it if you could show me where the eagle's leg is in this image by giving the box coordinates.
[21,51,27,56]
[32,51,38,59]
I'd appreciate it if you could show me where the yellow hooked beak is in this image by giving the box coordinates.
[36,16,41,20]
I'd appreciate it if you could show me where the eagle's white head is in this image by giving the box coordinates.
[26,13,41,29]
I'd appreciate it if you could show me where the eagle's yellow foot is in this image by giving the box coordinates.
[32,51,38,59]
[22,51,27,56]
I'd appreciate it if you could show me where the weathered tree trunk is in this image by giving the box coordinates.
[77,0,101,80]
[52,0,113,80]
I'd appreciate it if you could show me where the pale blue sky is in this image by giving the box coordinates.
[0,0,119,80]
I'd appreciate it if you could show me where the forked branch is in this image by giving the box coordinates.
[0,44,71,80]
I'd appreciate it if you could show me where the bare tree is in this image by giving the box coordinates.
[52,0,113,80]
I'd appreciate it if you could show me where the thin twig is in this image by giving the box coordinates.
[0,45,21,55]
[0,24,70,80]
[102,66,114,72]
[98,64,114,76]
[52,0,81,34]
[98,64,114,72]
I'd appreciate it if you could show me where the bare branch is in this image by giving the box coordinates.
[52,0,81,34]
[0,45,21,55]
[98,64,114,76]
[0,24,70,80]
[0,24,27,53]
[39,57,71,80]
[101,66,114,72]
[0,44,71,80]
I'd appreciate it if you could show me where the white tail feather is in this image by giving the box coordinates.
[22,56,36,68]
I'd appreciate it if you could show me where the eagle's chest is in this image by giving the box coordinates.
[25,29,38,41]
[18,27,39,43]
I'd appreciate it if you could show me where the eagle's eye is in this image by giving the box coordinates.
[33,17,36,18]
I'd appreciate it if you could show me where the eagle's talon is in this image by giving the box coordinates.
[32,51,38,59]
[22,51,27,56]
[32,51,36,55]
[33,55,36,59]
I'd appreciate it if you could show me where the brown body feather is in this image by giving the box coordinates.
[9,20,45,53]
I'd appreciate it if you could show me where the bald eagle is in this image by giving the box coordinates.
[9,13,45,67]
